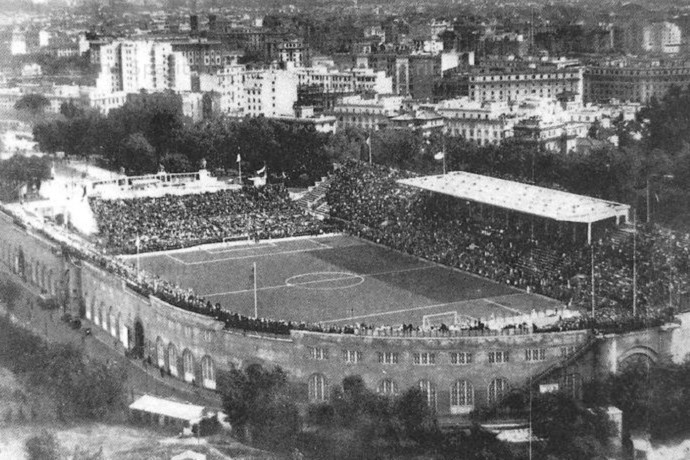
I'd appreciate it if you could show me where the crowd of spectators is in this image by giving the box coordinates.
[89,185,327,253]
[3,162,687,338]
[326,160,690,331]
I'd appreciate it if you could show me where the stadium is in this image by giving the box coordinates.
[0,159,689,424]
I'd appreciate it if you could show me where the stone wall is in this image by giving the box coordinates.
[0,212,680,419]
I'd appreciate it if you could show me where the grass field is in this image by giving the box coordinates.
[128,235,562,327]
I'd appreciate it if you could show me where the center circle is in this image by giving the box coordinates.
[285,272,365,290]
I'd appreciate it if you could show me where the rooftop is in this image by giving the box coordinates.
[398,172,629,224]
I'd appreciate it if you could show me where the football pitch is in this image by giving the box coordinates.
[126,234,562,327]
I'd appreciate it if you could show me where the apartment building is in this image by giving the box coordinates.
[93,40,192,94]
[643,22,681,54]
[243,68,298,118]
[584,57,690,104]
[435,97,518,145]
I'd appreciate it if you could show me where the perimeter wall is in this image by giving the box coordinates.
[0,213,687,419]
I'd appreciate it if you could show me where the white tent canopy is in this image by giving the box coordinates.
[129,394,207,423]
[398,172,630,225]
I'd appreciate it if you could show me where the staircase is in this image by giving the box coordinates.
[527,332,599,390]
[294,176,332,216]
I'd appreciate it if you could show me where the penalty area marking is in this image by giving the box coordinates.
[321,300,480,324]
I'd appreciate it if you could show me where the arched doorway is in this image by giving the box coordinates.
[134,320,145,358]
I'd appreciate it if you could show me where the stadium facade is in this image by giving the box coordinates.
[1,208,690,421]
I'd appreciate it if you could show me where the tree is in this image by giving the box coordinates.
[14,94,50,116]
[25,430,60,460]
[531,392,613,460]
[60,101,85,119]
[218,364,299,448]
[117,133,157,175]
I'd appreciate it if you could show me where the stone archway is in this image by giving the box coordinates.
[618,346,658,372]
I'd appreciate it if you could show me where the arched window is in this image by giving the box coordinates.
[308,374,327,402]
[201,356,216,390]
[418,380,437,410]
[109,309,117,337]
[156,337,165,368]
[113,313,120,342]
[450,380,474,414]
[183,349,195,383]
[377,379,398,396]
[94,304,102,327]
[488,378,509,405]
[168,344,178,377]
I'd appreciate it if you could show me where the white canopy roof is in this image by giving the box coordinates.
[398,172,630,224]
[129,395,207,422]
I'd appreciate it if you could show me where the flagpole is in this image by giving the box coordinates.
[238,156,242,184]
[136,235,140,280]
[253,262,258,318]
[633,209,637,316]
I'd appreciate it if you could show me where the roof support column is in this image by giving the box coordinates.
[587,222,592,245]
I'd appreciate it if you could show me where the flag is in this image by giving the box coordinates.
[236,154,241,163]
[365,136,371,147]
[135,235,141,251]
[256,165,266,175]
[434,152,445,160]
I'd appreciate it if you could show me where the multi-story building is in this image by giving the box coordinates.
[93,40,192,94]
[242,68,298,118]
[465,62,583,104]
[170,38,238,73]
[642,22,682,54]
[295,66,392,95]
[513,114,589,154]
[198,64,246,115]
[350,52,460,100]
[584,57,690,104]
[435,98,518,145]
[332,94,404,131]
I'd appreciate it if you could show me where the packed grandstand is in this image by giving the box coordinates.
[17,160,686,337]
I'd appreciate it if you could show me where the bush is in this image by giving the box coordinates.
[25,430,60,460]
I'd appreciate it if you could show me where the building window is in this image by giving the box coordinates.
[168,343,178,377]
[377,352,399,364]
[413,352,436,365]
[342,350,362,363]
[201,355,216,390]
[309,374,328,402]
[563,373,581,399]
[156,337,165,368]
[450,352,473,365]
[309,347,329,360]
[525,348,547,362]
[488,351,509,364]
[560,346,576,358]
[450,380,474,409]
[183,349,195,383]
[488,378,509,405]
[418,380,437,409]
[377,379,398,396]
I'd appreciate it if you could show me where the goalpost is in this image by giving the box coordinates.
[422,311,460,329]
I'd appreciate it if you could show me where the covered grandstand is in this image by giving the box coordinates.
[398,172,631,244]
